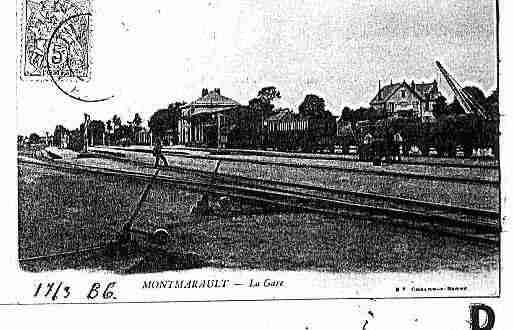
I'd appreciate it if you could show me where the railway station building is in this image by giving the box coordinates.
[178,88,244,147]
[370,79,442,122]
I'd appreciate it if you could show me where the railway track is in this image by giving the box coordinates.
[94,147,499,186]
[86,150,500,225]
[18,156,500,245]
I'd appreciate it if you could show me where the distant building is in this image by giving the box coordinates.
[370,79,441,121]
[178,88,243,147]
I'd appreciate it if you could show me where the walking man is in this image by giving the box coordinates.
[153,137,169,168]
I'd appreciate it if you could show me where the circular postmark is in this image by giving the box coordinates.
[45,12,113,103]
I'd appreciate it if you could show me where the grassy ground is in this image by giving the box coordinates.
[18,163,498,273]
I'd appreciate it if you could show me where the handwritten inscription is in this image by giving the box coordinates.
[33,281,117,301]
[33,282,71,301]
[86,282,117,300]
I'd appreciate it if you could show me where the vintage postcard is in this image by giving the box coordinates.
[9,0,509,326]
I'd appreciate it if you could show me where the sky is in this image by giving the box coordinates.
[16,0,498,135]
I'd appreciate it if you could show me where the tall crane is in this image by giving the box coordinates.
[435,61,487,119]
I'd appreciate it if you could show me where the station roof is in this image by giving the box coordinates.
[182,90,241,117]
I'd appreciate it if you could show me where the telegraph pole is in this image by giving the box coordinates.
[83,113,90,153]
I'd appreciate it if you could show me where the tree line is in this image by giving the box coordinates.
[49,113,145,151]
[21,85,499,158]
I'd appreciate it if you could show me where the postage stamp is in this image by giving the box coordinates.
[10,0,509,327]
[21,0,90,80]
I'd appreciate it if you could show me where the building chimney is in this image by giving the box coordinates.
[378,80,381,100]
[411,80,415,89]
[202,88,209,97]
[214,88,221,95]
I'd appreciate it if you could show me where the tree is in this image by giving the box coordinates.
[247,87,281,147]
[257,86,281,104]
[68,128,83,152]
[132,113,143,129]
[298,94,329,118]
[148,102,183,142]
[127,113,143,142]
[447,86,486,116]
[428,113,478,157]
[462,86,486,106]
[28,133,40,144]
[249,86,281,118]
[485,89,499,121]
[115,124,131,145]
[351,107,374,122]
[483,89,499,157]
[89,120,105,146]
[432,95,448,118]
[446,99,465,116]
[106,120,113,133]
[112,115,122,130]
[110,115,120,139]
[486,89,498,107]
[53,125,68,147]
[341,106,353,122]
[439,86,499,157]
[104,120,113,145]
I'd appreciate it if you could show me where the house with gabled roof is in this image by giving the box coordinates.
[370,79,441,122]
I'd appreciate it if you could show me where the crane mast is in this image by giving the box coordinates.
[435,61,487,119]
